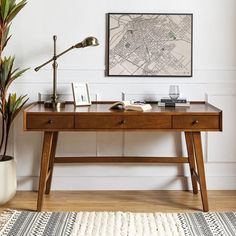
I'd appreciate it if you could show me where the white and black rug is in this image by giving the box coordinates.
[0,210,236,236]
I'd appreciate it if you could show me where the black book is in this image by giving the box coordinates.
[160,97,187,103]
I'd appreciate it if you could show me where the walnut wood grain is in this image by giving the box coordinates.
[45,132,58,195]
[192,132,209,212]
[75,115,124,129]
[75,115,171,129]
[185,132,198,194]
[173,116,220,129]
[23,101,222,212]
[2,191,236,213]
[24,102,222,131]
[37,132,53,211]
[123,116,171,129]
[54,156,189,163]
[24,102,222,115]
[26,115,74,130]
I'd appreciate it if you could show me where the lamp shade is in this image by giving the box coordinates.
[75,37,99,48]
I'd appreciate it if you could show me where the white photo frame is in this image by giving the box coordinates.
[72,83,91,106]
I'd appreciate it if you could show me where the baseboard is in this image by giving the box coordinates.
[17,176,236,191]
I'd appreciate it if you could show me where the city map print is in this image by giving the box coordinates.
[107,13,192,77]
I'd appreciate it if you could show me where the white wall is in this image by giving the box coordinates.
[8,0,236,190]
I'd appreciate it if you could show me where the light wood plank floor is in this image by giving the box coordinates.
[1,191,236,212]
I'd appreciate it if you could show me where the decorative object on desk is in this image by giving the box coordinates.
[169,85,180,100]
[107,13,193,77]
[0,0,29,205]
[35,36,99,109]
[72,83,91,106]
[110,100,152,111]
[1,210,236,236]
[158,85,190,107]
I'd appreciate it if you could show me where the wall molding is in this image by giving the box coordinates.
[14,79,236,85]
[19,66,236,72]
[206,93,236,163]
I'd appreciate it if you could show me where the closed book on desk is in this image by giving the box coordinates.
[158,102,190,107]
[160,97,187,103]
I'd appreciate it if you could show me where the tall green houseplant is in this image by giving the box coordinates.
[0,0,28,161]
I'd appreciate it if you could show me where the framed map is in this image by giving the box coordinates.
[107,13,193,77]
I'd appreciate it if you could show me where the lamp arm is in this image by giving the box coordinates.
[34,45,75,71]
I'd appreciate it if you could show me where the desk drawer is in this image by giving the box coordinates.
[75,115,171,129]
[27,115,74,130]
[172,115,220,129]
[123,116,171,129]
[75,115,123,129]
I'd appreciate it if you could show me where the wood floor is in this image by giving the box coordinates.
[1,191,236,213]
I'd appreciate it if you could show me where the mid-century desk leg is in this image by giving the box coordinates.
[45,132,58,194]
[37,131,54,211]
[192,132,209,212]
[185,132,198,194]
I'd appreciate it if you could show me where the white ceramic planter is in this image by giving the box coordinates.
[0,157,16,205]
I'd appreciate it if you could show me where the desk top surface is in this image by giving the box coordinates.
[25,102,221,116]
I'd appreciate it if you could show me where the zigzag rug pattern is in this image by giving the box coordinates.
[0,210,236,236]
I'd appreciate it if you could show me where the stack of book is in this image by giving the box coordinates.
[158,97,190,107]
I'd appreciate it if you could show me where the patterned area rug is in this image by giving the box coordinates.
[0,210,236,236]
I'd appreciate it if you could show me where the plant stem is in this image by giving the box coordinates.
[0,20,6,159]
[3,123,10,158]
[0,115,5,152]
[0,24,5,61]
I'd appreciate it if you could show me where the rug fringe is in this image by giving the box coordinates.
[0,209,16,232]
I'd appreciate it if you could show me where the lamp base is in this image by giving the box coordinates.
[44,100,66,109]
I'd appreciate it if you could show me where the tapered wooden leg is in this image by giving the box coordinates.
[185,132,198,194]
[37,132,54,211]
[45,132,58,194]
[192,132,209,212]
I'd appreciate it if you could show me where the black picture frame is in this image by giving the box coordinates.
[107,13,193,77]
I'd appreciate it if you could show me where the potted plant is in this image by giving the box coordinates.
[0,0,28,205]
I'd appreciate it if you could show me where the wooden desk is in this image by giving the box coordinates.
[24,102,222,212]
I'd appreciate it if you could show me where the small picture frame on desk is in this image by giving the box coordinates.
[72,83,91,106]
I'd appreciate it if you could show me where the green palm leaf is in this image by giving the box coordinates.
[0,56,14,88]
[9,0,16,11]
[6,67,29,89]
[0,56,29,91]
[0,56,12,87]
[5,0,27,23]
[1,0,10,21]
[0,0,28,158]
[1,25,11,50]
[5,93,28,123]
[1,24,10,43]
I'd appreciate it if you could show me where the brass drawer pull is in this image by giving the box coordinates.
[47,119,53,124]
[120,120,126,125]
[192,120,199,125]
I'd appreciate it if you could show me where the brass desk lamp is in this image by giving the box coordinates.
[35,35,99,108]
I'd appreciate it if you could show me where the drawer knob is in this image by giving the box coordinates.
[120,120,126,125]
[48,119,53,124]
[192,120,199,125]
